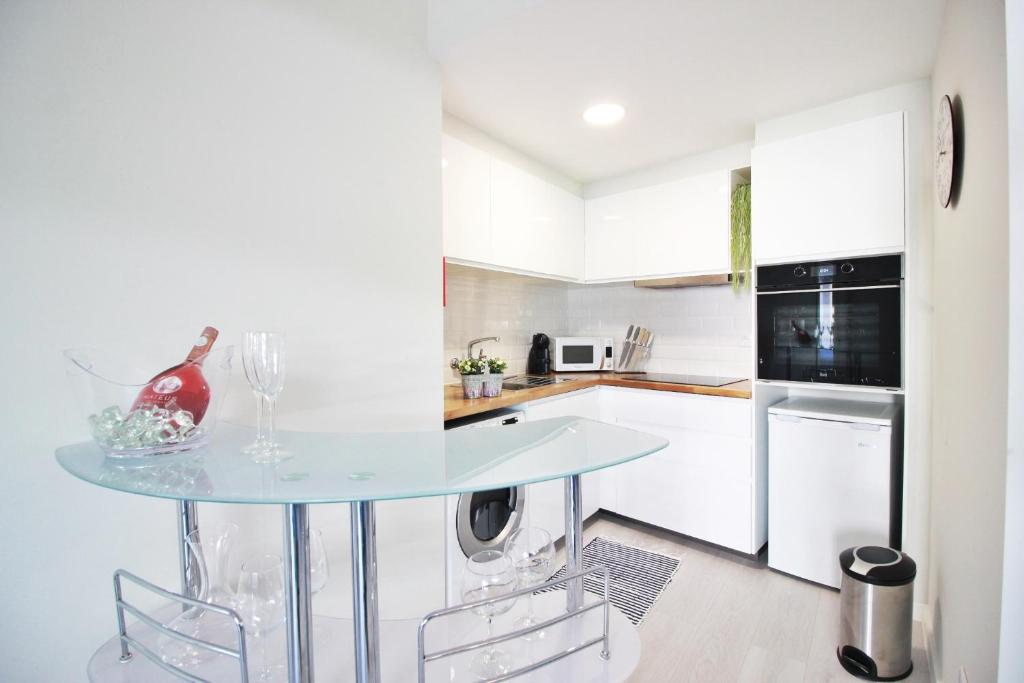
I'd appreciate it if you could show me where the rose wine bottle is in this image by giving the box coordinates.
[132,326,219,424]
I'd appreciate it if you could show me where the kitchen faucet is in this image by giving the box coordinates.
[467,336,501,359]
[451,336,501,369]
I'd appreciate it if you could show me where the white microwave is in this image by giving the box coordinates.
[553,337,615,372]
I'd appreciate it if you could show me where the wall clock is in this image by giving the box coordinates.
[936,94,956,208]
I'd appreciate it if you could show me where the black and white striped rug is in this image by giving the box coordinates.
[536,536,680,625]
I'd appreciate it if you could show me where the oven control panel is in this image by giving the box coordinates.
[757,254,902,291]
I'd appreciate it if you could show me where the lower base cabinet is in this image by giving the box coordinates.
[524,388,603,541]
[604,387,757,554]
[609,419,754,553]
[523,385,761,555]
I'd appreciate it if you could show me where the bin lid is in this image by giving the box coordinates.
[840,546,916,586]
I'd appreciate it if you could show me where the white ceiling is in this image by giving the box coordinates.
[430,0,946,183]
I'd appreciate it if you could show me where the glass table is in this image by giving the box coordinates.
[57,417,668,683]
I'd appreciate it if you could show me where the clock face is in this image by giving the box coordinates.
[936,94,955,208]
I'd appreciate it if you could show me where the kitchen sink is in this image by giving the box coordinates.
[502,375,576,390]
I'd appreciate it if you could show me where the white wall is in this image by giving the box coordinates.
[1000,3,1023,679]
[999,2,1024,679]
[753,80,934,607]
[928,1,1010,681]
[0,1,441,680]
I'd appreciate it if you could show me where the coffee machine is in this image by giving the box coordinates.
[527,333,551,374]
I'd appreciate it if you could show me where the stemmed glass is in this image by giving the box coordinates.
[232,530,329,596]
[235,554,287,682]
[242,331,287,463]
[309,529,330,595]
[505,527,554,641]
[461,550,518,678]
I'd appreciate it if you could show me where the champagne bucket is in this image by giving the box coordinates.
[63,345,234,457]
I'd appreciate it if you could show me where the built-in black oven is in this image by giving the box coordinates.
[756,254,902,388]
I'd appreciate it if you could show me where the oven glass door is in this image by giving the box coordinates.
[757,286,901,387]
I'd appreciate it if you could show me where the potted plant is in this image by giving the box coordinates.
[456,357,488,399]
[483,357,508,397]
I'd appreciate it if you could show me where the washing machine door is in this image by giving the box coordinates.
[456,486,526,557]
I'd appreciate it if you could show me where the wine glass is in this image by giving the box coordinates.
[461,550,518,678]
[159,523,239,668]
[309,528,329,595]
[236,554,286,681]
[241,331,287,463]
[505,527,554,641]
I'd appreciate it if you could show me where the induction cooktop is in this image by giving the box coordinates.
[618,373,745,387]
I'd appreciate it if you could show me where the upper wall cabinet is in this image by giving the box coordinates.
[491,158,585,280]
[751,112,905,263]
[584,192,638,280]
[442,133,585,281]
[584,170,732,282]
[442,134,491,264]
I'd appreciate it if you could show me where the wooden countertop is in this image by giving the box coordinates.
[444,374,752,421]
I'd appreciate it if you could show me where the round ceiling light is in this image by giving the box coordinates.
[583,103,625,126]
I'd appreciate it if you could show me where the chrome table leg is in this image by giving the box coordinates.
[176,500,200,601]
[283,503,315,683]
[350,500,380,683]
[564,474,584,611]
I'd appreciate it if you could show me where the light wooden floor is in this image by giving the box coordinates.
[562,514,932,683]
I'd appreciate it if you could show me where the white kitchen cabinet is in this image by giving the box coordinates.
[634,171,731,277]
[539,180,586,280]
[752,112,905,263]
[490,157,584,280]
[584,193,638,280]
[443,131,737,283]
[602,388,759,554]
[442,135,585,280]
[441,134,491,263]
[585,170,732,281]
[512,385,761,554]
[524,388,602,538]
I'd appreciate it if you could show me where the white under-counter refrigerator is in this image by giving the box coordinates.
[767,398,900,589]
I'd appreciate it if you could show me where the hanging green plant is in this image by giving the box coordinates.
[730,183,751,291]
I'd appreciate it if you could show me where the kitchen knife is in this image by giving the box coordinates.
[622,327,638,370]
[620,325,641,372]
[640,331,655,369]
[635,329,651,371]
[618,324,634,371]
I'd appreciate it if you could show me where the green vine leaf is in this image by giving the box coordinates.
[730,183,751,291]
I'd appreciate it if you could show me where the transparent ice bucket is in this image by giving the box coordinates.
[63,345,234,457]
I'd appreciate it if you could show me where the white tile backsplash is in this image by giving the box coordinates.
[567,282,753,378]
[444,264,753,381]
[444,265,571,380]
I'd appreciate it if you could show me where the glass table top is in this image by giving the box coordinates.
[55,417,668,505]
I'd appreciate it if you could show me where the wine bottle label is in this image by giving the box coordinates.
[153,376,184,394]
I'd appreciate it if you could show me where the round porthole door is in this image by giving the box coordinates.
[455,486,526,557]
